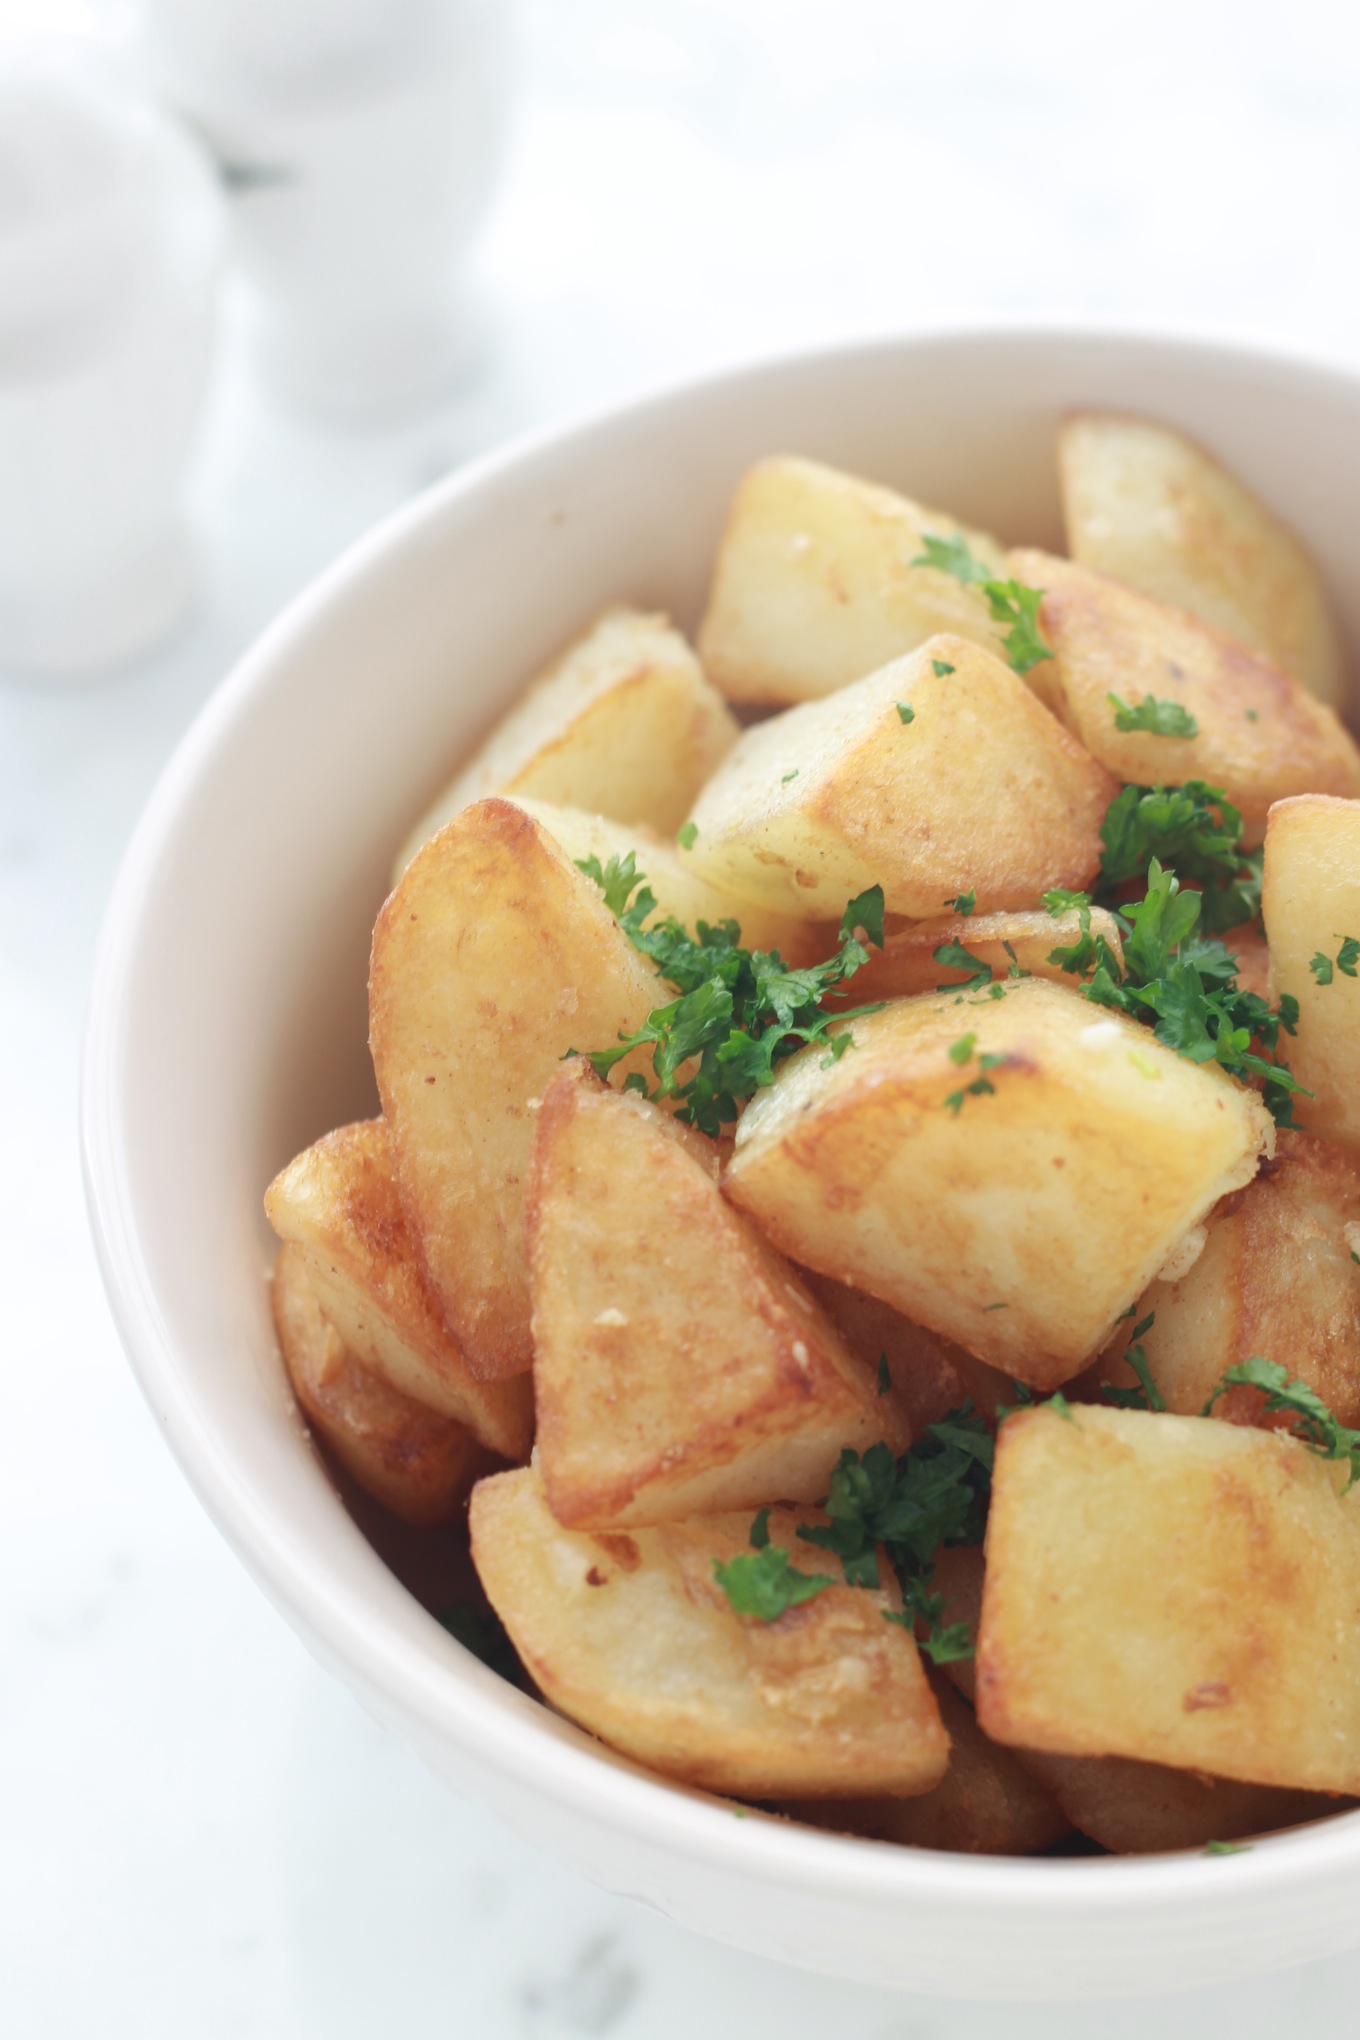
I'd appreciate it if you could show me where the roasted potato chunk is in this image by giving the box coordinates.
[684,635,1116,922]
[265,1120,534,1461]
[369,798,663,1379]
[803,1275,1013,1437]
[977,1404,1360,1795]
[507,798,823,965]
[697,457,1009,705]
[845,906,1125,1005]
[393,608,737,876]
[725,980,1272,1390]
[469,1469,949,1799]
[1088,1130,1360,1431]
[1263,795,1360,1155]
[1009,550,1360,841]
[271,1244,487,1526]
[529,1063,899,1527]
[777,1671,1071,1855]
[1059,412,1345,710]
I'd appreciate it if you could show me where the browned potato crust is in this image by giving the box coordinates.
[1058,412,1345,709]
[271,1244,487,1526]
[697,457,1009,704]
[725,980,1272,1390]
[369,798,664,1380]
[469,1468,949,1799]
[529,1062,900,1528]
[1087,1130,1360,1431]
[394,608,737,875]
[977,1404,1360,1795]
[777,1671,1071,1855]
[803,1275,1014,1436]
[684,635,1116,922]
[844,906,1124,1005]
[1263,794,1360,1154]
[1010,549,1360,840]
[265,1119,533,1461]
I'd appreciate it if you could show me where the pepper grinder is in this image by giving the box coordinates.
[0,61,224,676]
[144,0,517,420]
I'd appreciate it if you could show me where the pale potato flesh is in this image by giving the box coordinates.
[684,634,1117,922]
[1059,411,1346,710]
[265,1119,534,1460]
[977,1404,1360,1795]
[725,979,1272,1389]
[393,607,737,877]
[271,1244,487,1527]
[697,456,1009,705]
[529,1062,900,1528]
[1264,794,1360,1155]
[845,905,1125,1005]
[369,798,664,1380]
[1010,549,1360,841]
[469,1468,950,1799]
[1087,1129,1360,1431]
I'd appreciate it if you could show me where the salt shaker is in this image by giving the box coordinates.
[0,60,224,676]
[144,0,517,419]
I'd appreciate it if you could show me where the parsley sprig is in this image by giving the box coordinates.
[1310,937,1360,986]
[795,1408,994,1662]
[1108,692,1199,739]
[711,1544,833,1620]
[1044,862,1304,1127]
[576,854,886,1137]
[1099,1313,1167,1413]
[912,532,1052,676]
[1097,781,1262,934]
[1202,1358,1360,1491]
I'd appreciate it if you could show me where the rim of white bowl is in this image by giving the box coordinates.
[82,322,1360,1923]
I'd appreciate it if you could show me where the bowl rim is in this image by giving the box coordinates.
[81,321,1360,1921]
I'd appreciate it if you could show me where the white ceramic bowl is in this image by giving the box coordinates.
[83,329,1360,2002]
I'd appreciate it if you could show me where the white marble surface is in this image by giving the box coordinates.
[8,2,1360,2031]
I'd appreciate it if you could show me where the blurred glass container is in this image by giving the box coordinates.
[145,0,517,420]
[0,61,223,676]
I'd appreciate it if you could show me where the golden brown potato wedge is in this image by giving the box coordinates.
[1009,550,1360,842]
[271,1244,488,1527]
[977,1403,1360,1795]
[725,980,1272,1390]
[1058,412,1346,710]
[369,798,663,1380]
[507,798,823,965]
[933,1545,1337,1850]
[529,1062,900,1527]
[1086,1129,1360,1431]
[1263,795,1360,1155]
[469,1468,949,1799]
[684,635,1116,922]
[697,456,1010,705]
[777,1671,1071,1855]
[264,1120,534,1461]
[802,1275,1014,1437]
[844,906,1125,1005]
[393,608,737,876]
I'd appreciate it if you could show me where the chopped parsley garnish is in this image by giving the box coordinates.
[912,533,1052,676]
[932,659,956,677]
[934,938,992,992]
[1310,938,1360,985]
[1202,1358,1360,1491]
[781,769,800,784]
[1096,780,1262,934]
[1204,1839,1251,1856]
[896,702,916,725]
[944,1034,1008,1114]
[676,822,698,850]
[1100,1312,1167,1412]
[797,1407,994,1661]
[712,1546,834,1620]
[575,855,885,1135]
[1045,861,1304,1128]
[1108,692,1199,738]
[950,889,977,917]
[749,1506,771,1549]
[877,1354,892,1396]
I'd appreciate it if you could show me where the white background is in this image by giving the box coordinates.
[7,3,1360,2032]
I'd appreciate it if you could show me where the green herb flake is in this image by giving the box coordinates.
[1202,1357,1360,1491]
[950,888,977,917]
[749,1506,771,1549]
[712,1545,835,1621]
[781,769,800,784]
[1311,952,1335,985]
[1204,1839,1251,1856]
[896,701,916,725]
[912,534,1052,676]
[983,1301,1008,1312]
[676,822,698,850]
[932,658,956,677]
[1245,709,1259,722]
[934,939,992,992]
[877,1354,892,1397]
[1108,691,1200,738]
[949,1031,978,1066]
